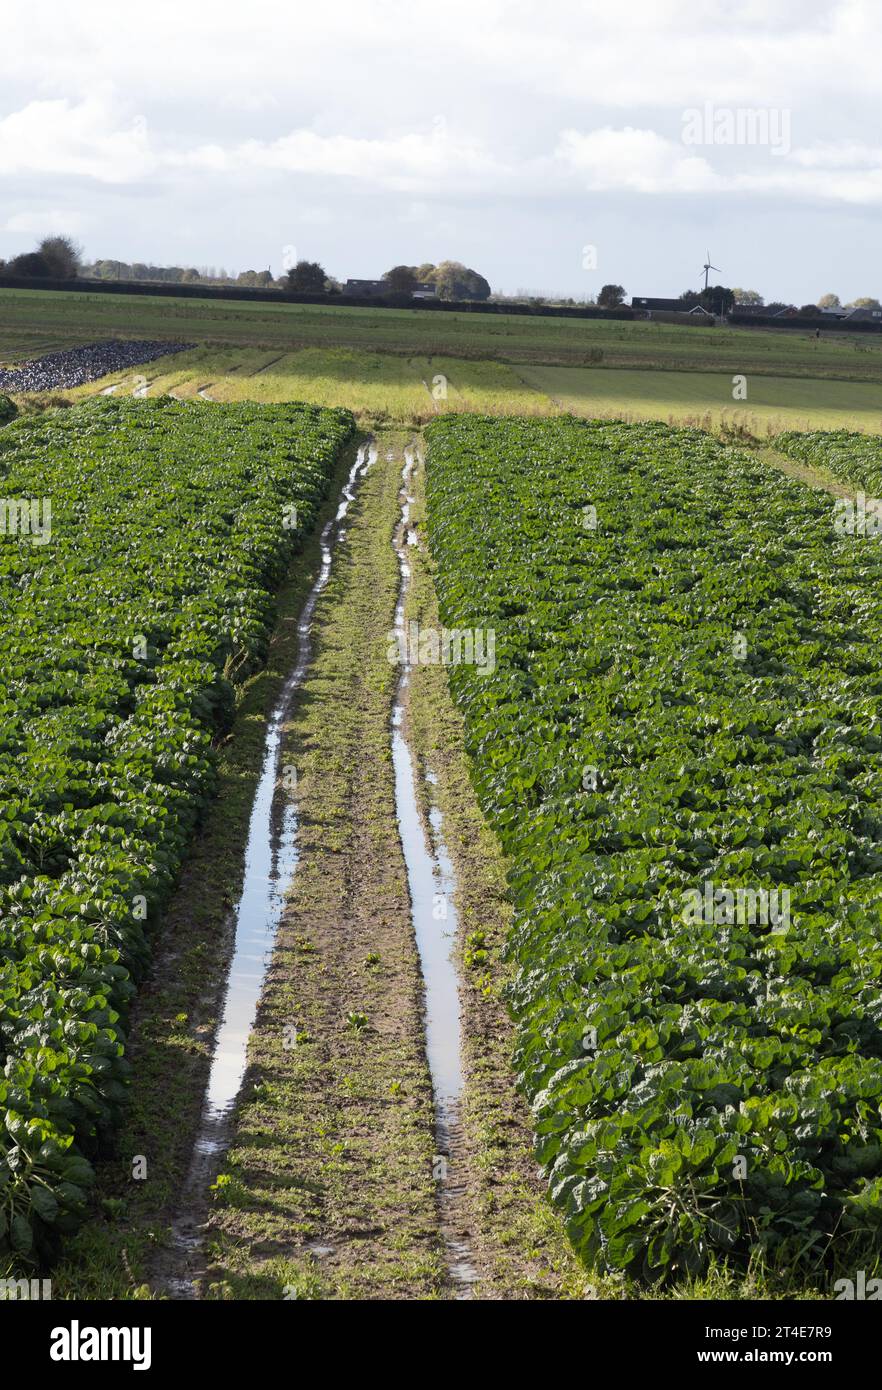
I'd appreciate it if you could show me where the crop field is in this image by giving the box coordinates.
[520,365,882,434]
[775,429,882,494]
[5,319,882,1306]
[58,341,882,435]
[5,286,882,379]
[0,397,353,1266]
[425,414,882,1280]
[64,345,547,423]
[5,290,882,435]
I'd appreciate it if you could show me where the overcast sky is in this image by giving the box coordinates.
[2,0,881,302]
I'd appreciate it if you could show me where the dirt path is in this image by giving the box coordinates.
[200,436,445,1299]
[51,431,582,1301]
[199,436,586,1299]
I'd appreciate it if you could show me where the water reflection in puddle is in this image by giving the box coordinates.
[390,444,480,1297]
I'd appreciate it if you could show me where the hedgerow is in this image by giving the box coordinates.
[426,414,882,1280]
[0,397,354,1262]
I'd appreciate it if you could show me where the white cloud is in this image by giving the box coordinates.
[792,141,882,169]
[3,0,882,297]
[0,94,155,183]
[0,1,875,119]
[555,128,717,194]
[185,126,506,193]
[6,90,882,209]
[2,208,88,234]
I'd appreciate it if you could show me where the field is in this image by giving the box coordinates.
[426,413,882,1280]
[0,397,353,1266]
[4,289,882,1304]
[775,429,882,493]
[520,365,882,434]
[65,345,547,424]
[5,287,882,434]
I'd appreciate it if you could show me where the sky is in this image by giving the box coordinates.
[1,0,881,303]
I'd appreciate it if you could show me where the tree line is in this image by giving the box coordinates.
[0,238,493,301]
[725,289,881,314]
[284,259,491,300]
[4,238,874,315]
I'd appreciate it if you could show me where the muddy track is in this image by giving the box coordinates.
[198,437,444,1299]
[153,441,377,1296]
[194,437,585,1299]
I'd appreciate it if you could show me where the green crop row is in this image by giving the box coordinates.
[0,397,354,1262]
[776,428,882,496]
[426,414,882,1280]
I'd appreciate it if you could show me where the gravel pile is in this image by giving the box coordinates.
[0,340,194,392]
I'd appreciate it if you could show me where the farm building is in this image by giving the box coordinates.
[631,296,713,316]
[342,278,388,298]
[343,277,439,300]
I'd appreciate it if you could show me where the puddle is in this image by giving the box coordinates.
[390,444,480,1298]
[161,439,376,1297]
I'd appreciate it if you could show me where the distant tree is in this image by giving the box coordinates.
[678,289,701,308]
[817,293,840,309]
[597,283,626,308]
[383,265,419,295]
[461,266,491,300]
[732,288,764,305]
[38,235,81,279]
[286,260,327,293]
[87,259,130,280]
[798,303,821,317]
[415,262,437,282]
[9,251,52,278]
[847,296,882,309]
[765,302,795,316]
[699,285,735,314]
[236,269,276,288]
[432,260,491,301]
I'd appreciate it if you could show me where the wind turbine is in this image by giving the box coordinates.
[701,251,720,291]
